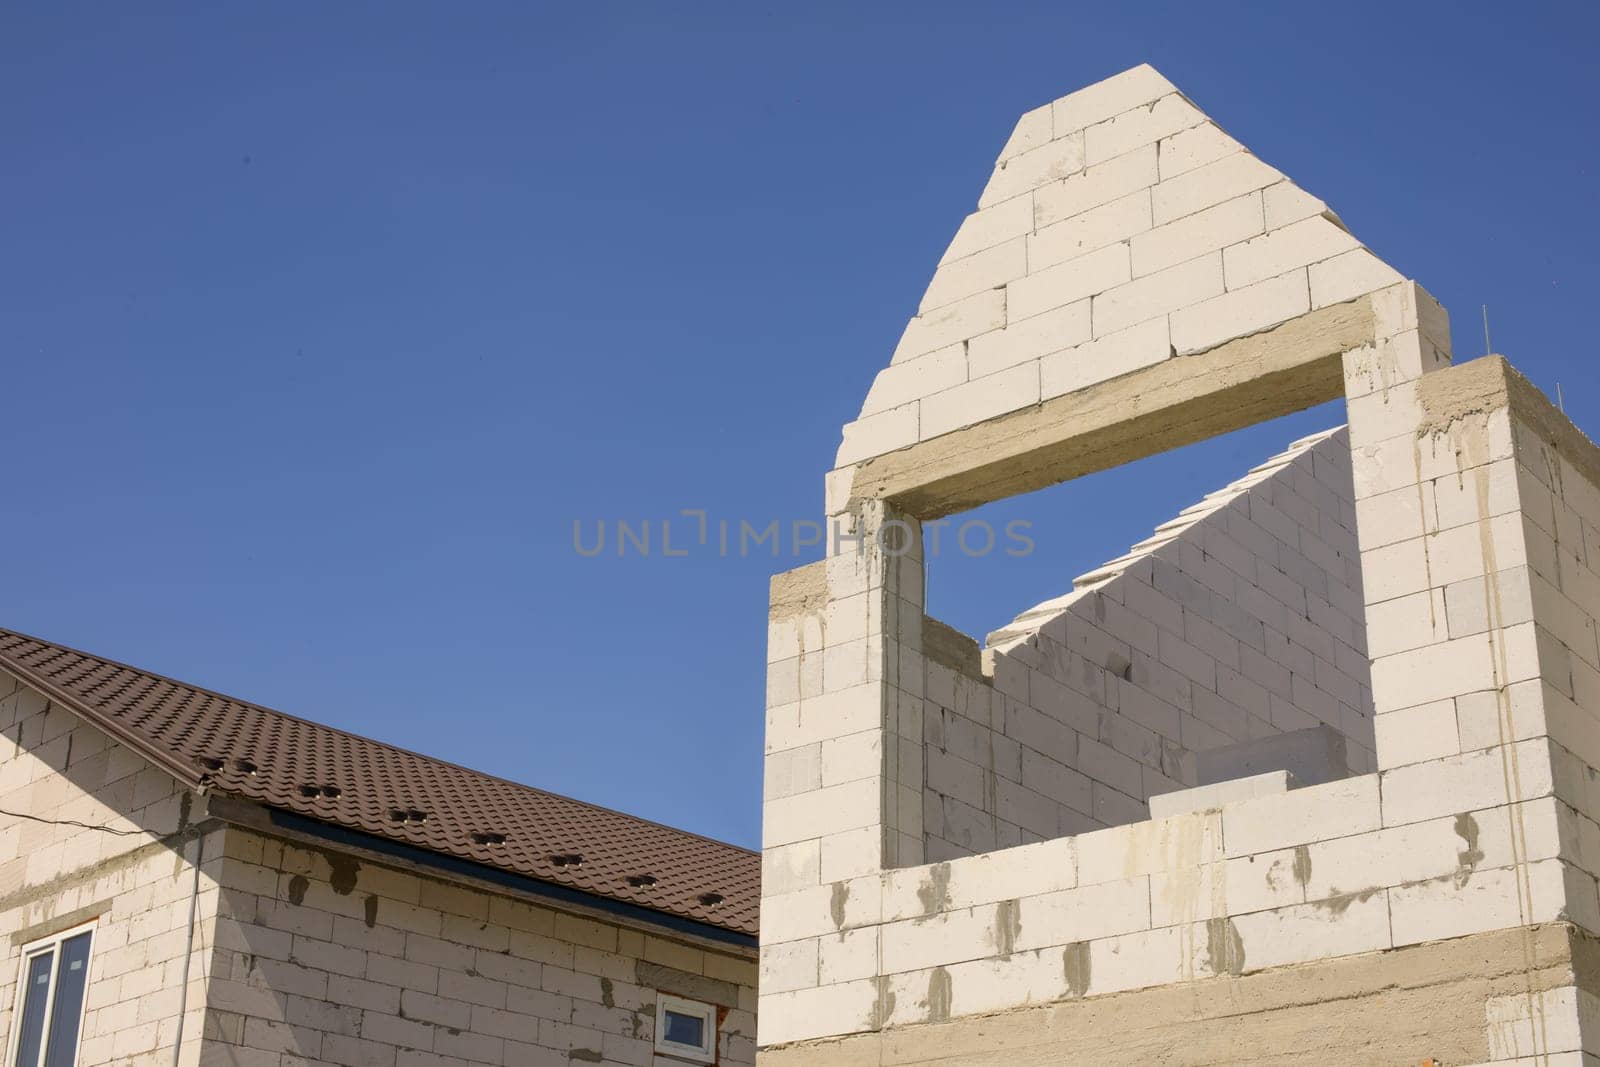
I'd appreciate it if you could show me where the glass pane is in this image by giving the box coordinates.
[14,950,55,1067]
[42,933,92,1067]
[663,1008,706,1049]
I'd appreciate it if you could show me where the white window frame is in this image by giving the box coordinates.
[6,918,97,1067]
[654,992,716,1063]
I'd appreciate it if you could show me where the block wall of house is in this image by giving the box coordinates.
[920,426,1371,861]
[0,670,223,1067]
[758,294,1600,1062]
[199,826,758,1067]
[835,64,1409,470]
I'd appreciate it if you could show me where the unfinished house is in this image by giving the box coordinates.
[0,630,757,1066]
[760,64,1600,1063]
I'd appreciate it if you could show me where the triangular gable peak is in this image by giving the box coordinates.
[835,64,1412,483]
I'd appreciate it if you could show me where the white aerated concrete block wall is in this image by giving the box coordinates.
[917,426,1370,860]
[836,63,1406,467]
[771,61,1600,1059]
[763,277,1600,1053]
[0,673,762,1067]
[0,671,222,1067]
[757,774,1577,1047]
[200,828,757,1067]
[764,500,926,917]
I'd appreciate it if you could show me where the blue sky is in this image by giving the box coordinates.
[3,2,1594,849]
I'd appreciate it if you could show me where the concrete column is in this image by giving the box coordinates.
[1341,280,1489,770]
[1345,284,1600,943]
[761,501,926,923]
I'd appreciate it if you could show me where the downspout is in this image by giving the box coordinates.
[170,791,207,1067]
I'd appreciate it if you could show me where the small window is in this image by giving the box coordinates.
[7,920,95,1067]
[654,993,716,1063]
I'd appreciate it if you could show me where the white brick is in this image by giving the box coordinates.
[1223,215,1362,290]
[1425,511,1532,590]
[1485,985,1595,1061]
[1006,243,1130,323]
[762,776,879,848]
[880,902,1004,973]
[941,196,1036,265]
[1263,181,1333,229]
[1040,318,1171,399]
[1353,482,1428,550]
[1156,123,1240,181]
[1357,535,1433,611]
[765,744,821,800]
[768,684,896,751]
[1051,64,1177,135]
[920,238,1029,313]
[820,826,882,882]
[1131,192,1263,278]
[1084,93,1205,166]
[1369,624,1540,716]
[1077,811,1223,885]
[1013,876,1151,950]
[759,876,883,945]
[1388,857,1570,946]
[889,288,1006,365]
[821,730,882,788]
[1373,699,1460,768]
[1230,889,1390,970]
[759,939,818,994]
[1456,680,1548,755]
[859,343,966,417]
[1310,248,1404,309]
[1092,252,1223,338]
[1223,774,1381,857]
[967,299,1091,379]
[940,838,1078,910]
[1034,146,1158,229]
[1433,456,1521,532]
[836,404,917,466]
[1148,769,1293,819]
[1087,926,1189,995]
[981,132,1087,208]
[817,925,879,986]
[996,104,1052,162]
[756,980,878,1046]
[1444,566,1537,643]
[1028,190,1151,271]
[919,362,1040,441]
[1152,152,1284,225]
[1380,740,1555,828]
[1304,800,1565,906]
[1219,848,1309,916]
[1168,269,1309,355]
[1343,330,1452,406]
[761,839,821,898]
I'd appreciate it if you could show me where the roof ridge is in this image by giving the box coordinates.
[0,626,757,859]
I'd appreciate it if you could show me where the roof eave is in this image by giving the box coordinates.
[204,794,759,952]
[0,656,207,791]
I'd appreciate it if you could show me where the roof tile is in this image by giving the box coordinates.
[0,629,757,937]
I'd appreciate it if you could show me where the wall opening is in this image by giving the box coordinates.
[911,397,1372,860]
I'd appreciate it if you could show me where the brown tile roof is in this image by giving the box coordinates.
[0,628,757,940]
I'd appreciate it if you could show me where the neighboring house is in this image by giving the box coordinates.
[759,64,1600,1064]
[0,629,757,1067]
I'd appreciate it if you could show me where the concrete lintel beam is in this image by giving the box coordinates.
[845,296,1379,519]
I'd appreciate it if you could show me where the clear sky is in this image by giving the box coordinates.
[3,2,1595,849]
